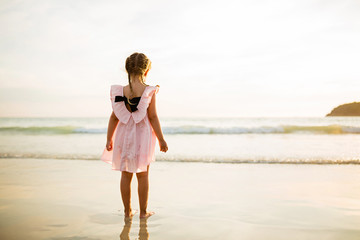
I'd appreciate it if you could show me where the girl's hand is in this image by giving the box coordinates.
[106,139,113,151]
[159,139,168,152]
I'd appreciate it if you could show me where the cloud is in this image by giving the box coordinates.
[0,0,359,117]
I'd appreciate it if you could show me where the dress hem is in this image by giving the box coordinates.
[102,158,155,173]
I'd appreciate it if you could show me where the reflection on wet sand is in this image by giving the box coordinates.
[120,217,149,240]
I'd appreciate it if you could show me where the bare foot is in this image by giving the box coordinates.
[140,211,155,219]
[124,209,138,218]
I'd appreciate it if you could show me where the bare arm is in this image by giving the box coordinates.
[147,93,168,152]
[106,111,119,151]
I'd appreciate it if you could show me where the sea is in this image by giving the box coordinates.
[0,117,359,164]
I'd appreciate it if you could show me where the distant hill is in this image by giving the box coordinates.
[326,102,360,116]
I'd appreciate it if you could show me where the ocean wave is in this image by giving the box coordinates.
[0,124,360,135]
[0,153,359,164]
[0,126,77,134]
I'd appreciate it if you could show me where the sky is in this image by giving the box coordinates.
[0,0,359,118]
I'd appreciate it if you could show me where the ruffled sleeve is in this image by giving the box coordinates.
[110,85,132,124]
[132,85,159,123]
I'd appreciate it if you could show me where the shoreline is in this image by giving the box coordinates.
[1,156,360,165]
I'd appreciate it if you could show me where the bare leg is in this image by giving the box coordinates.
[136,165,154,218]
[120,171,134,217]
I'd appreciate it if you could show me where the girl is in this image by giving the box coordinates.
[101,52,168,219]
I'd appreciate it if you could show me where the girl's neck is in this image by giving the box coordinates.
[130,75,146,85]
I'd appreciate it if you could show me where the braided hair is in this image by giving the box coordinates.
[125,52,152,105]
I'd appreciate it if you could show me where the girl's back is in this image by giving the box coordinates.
[123,83,148,113]
[123,84,148,99]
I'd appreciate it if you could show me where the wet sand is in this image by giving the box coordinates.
[0,158,360,239]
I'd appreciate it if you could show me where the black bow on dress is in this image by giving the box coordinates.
[115,96,126,102]
[114,96,138,112]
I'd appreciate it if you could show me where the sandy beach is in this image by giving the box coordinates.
[0,158,359,239]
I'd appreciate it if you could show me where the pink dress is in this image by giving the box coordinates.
[101,84,159,173]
